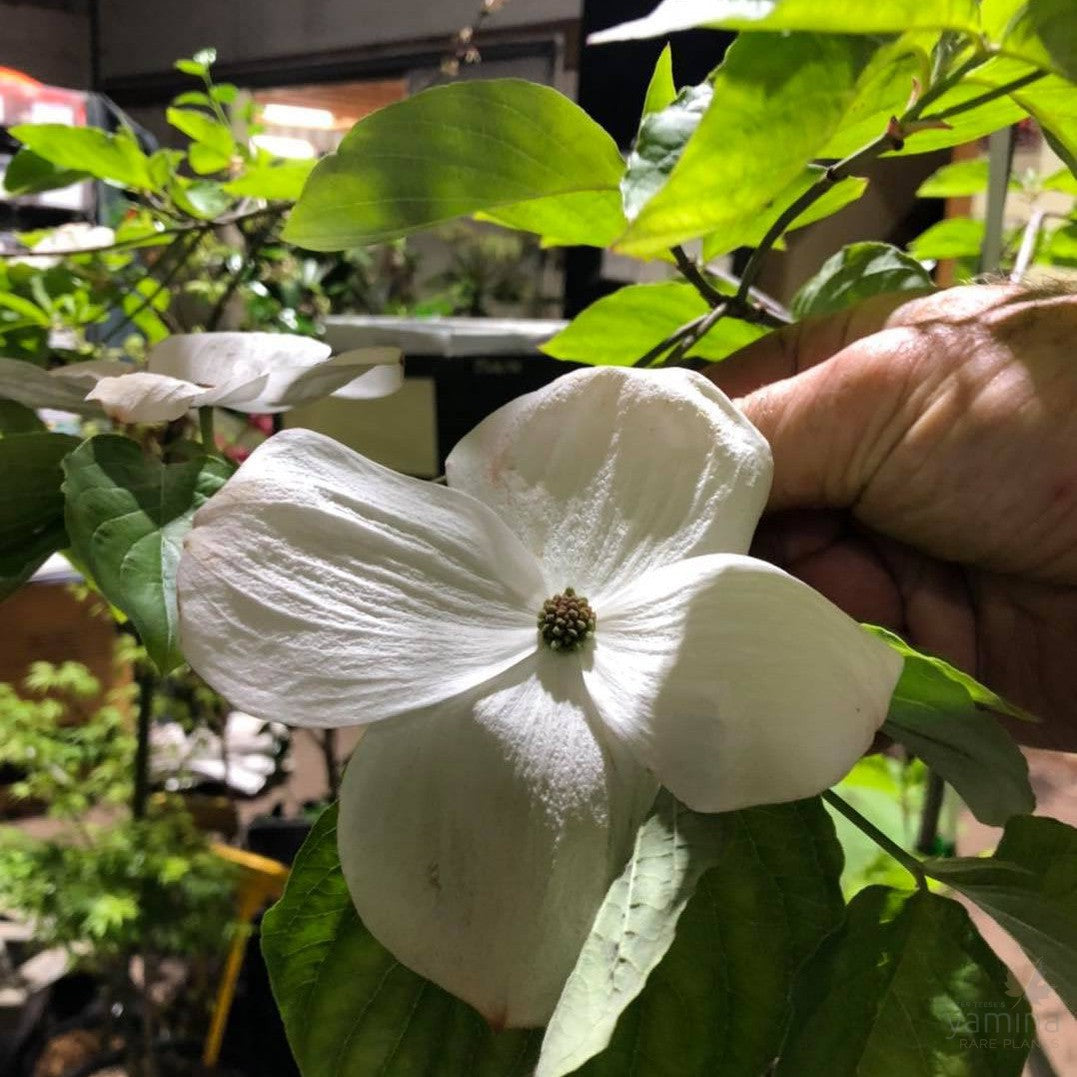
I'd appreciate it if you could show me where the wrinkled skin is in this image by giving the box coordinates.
[707,284,1077,750]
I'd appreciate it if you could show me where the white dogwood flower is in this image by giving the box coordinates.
[84,332,403,422]
[177,366,902,1030]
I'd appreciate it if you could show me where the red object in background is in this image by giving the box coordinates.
[0,65,87,128]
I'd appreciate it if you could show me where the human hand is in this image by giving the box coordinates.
[707,284,1077,750]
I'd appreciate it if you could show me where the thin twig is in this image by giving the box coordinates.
[916,771,947,856]
[671,244,726,307]
[0,205,283,260]
[928,69,1047,122]
[103,230,201,345]
[734,48,1003,304]
[207,207,285,329]
[1010,208,1046,282]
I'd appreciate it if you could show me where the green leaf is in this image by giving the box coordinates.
[10,124,155,191]
[589,0,978,41]
[995,0,1077,82]
[623,82,712,221]
[615,33,881,256]
[777,887,1032,1076]
[0,292,50,327]
[541,795,843,1077]
[0,400,45,435]
[166,107,236,159]
[284,80,625,251]
[909,216,986,259]
[817,36,931,159]
[3,148,89,195]
[262,804,539,1077]
[1044,221,1077,264]
[0,432,79,600]
[61,436,232,672]
[1043,166,1077,193]
[224,158,315,201]
[867,626,1036,826]
[477,190,628,249]
[1013,75,1077,177]
[643,44,677,115]
[187,141,234,175]
[925,815,1077,1014]
[917,157,996,197]
[791,242,934,319]
[703,169,869,260]
[540,281,765,366]
[170,178,234,220]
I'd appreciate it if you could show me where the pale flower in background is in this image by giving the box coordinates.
[11,222,116,268]
[84,332,403,422]
[177,366,902,1029]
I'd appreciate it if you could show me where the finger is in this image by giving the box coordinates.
[729,324,921,511]
[708,290,919,399]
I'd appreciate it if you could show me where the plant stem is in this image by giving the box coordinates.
[199,406,216,453]
[823,789,929,892]
[734,46,1013,303]
[207,207,284,330]
[927,69,1046,122]
[671,244,726,308]
[633,312,709,367]
[916,771,947,855]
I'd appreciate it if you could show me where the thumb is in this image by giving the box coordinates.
[707,301,921,511]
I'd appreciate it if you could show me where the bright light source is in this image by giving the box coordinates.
[261,102,335,129]
[251,134,317,159]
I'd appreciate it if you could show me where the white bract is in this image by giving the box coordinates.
[84,333,403,422]
[177,366,902,1029]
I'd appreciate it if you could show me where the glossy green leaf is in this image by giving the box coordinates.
[589,0,978,42]
[0,432,79,600]
[166,107,236,159]
[623,83,712,221]
[917,157,995,197]
[10,124,155,191]
[643,44,677,115]
[62,436,232,673]
[615,33,881,256]
[3,148,89,195]
[0,292,50,327]
[477,190,628,248]
[542,796,843,1077]
[868,626,1036,826]
[284,80,625,250]
[925,815,1077,1015]
[1044,221,1077,264]
[224,158,315,201]
[262,804,539,1077]
[791,242,934,319]
[777,887,1031,1076]
[541,281,765,366]
[909,216,986,259]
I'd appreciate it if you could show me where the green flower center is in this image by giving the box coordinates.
[537,587,596,652]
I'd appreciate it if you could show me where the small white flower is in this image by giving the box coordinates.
[84,333,403,422]
[177,366,902,1029]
